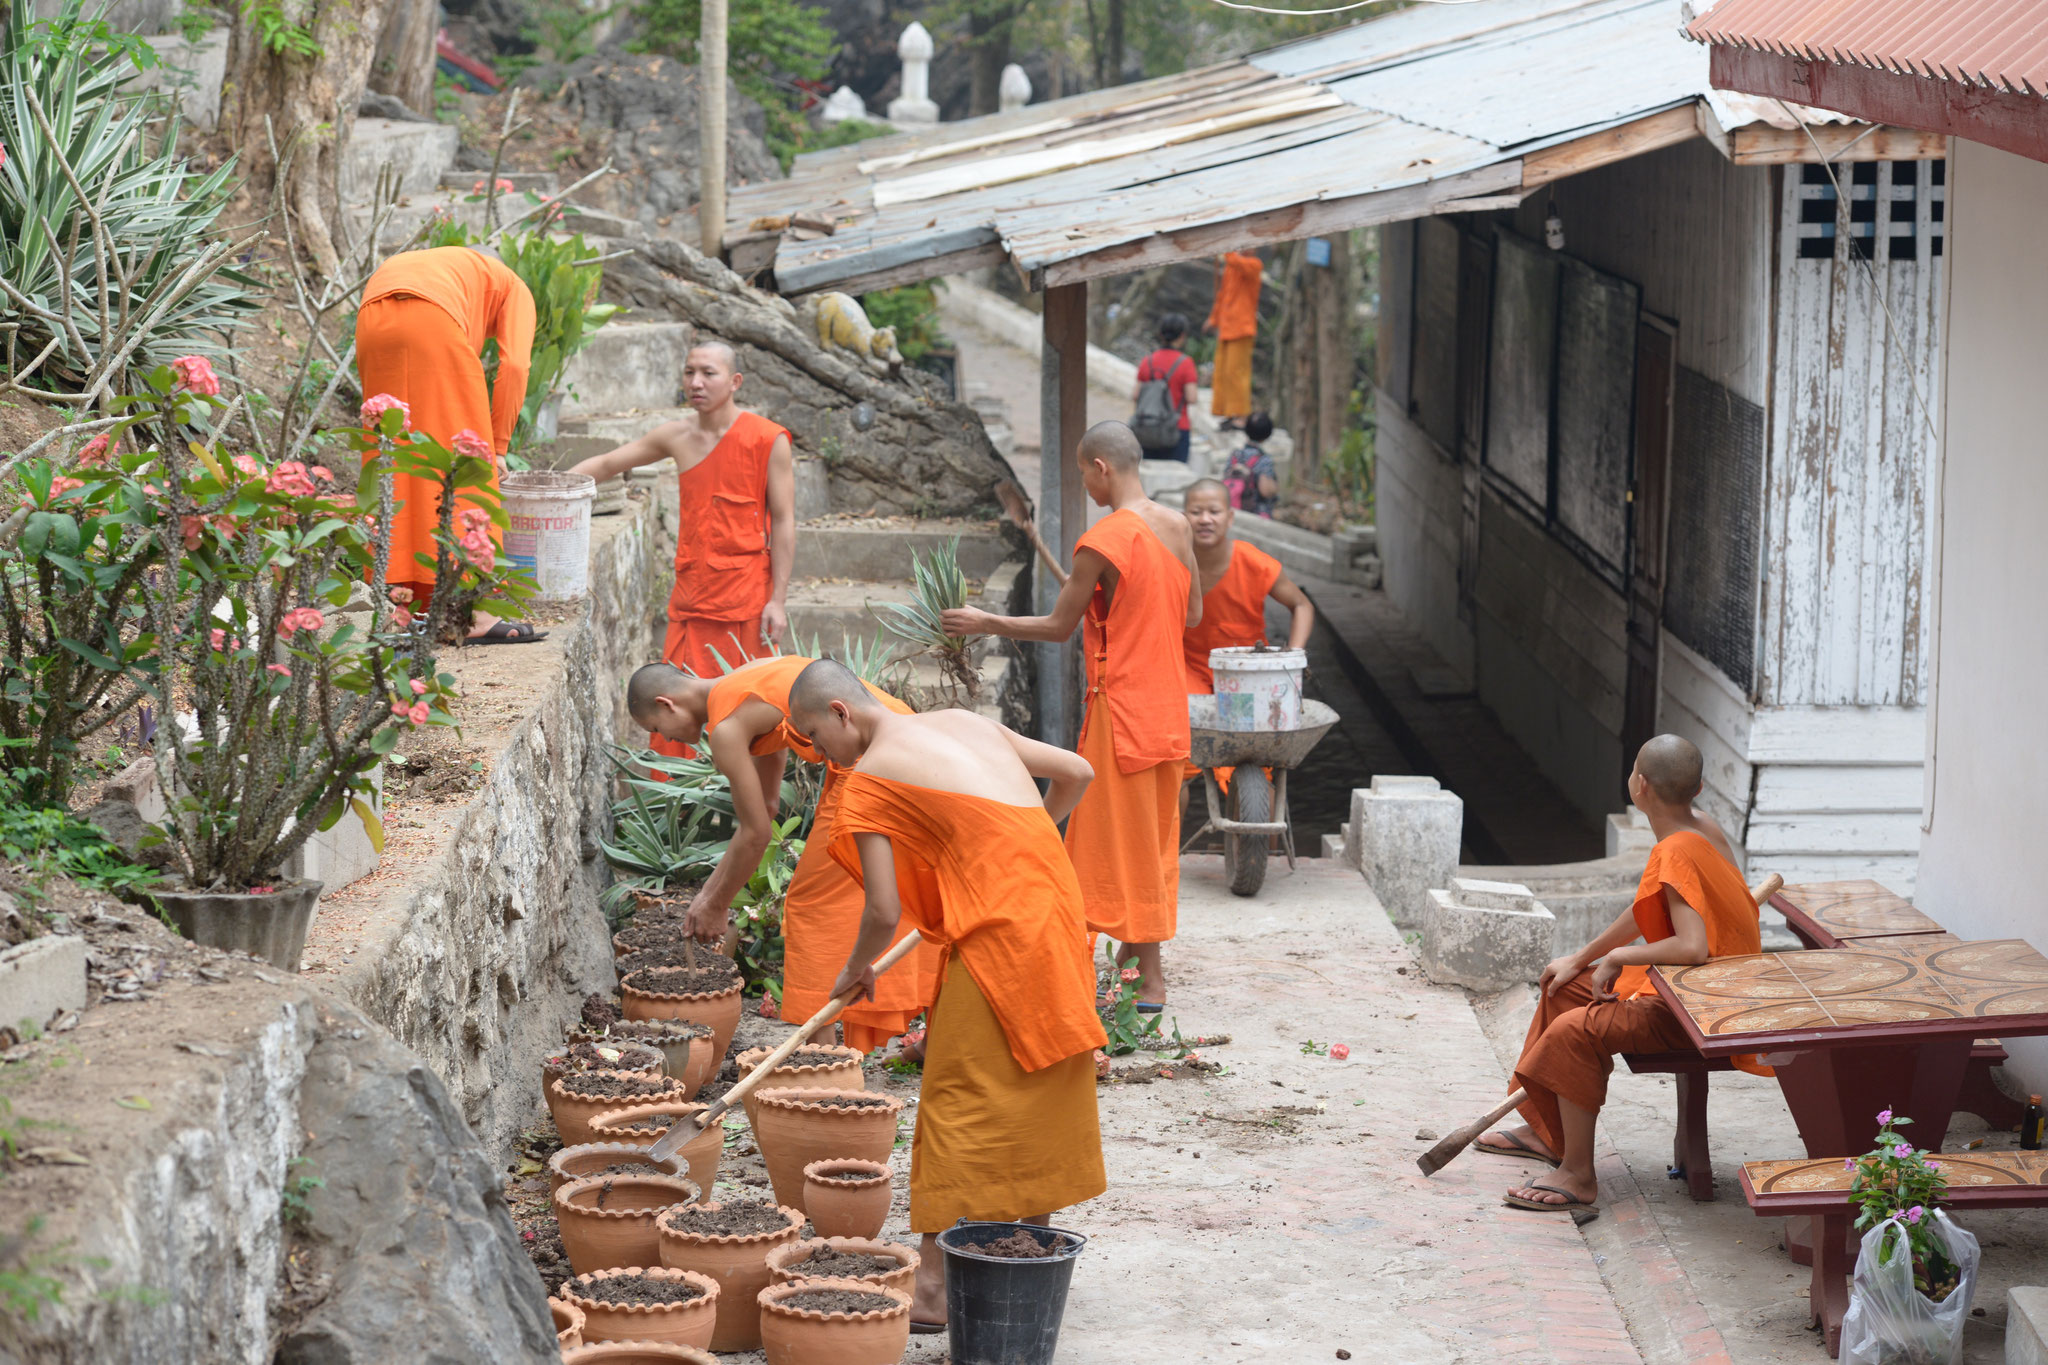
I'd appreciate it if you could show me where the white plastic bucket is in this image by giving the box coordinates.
[501,470,596,601]
[1209,646,1306,732]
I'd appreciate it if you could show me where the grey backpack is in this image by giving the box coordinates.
[1131,356,1181,450]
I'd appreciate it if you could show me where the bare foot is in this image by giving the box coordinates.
[898,1029,927,1065]
[911,1236,946,1327]
[1505,1172,1597,1208]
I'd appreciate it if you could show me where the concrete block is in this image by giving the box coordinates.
[0,934,87,1035]
[136,29,228,131]
[2010,1286,2048,1365]
[560,322,695,418]
[1354,774,1463,930]
[1606,807,1655,859]
[283,770,382,894]
[104,756,167,823]
[1422,881,1555,992]
[341,118,459,201]
[1320,833,1343,861]
[794,459,831,521]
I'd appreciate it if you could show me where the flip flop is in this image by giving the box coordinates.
[910,1319,946,1335]
[468,620,549,645]
[1135,1002,1166,1015]
[1475,1131,1560,1166]
[1503,1180,1596,1213]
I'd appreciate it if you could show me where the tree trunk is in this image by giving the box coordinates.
[369,0,438,116]
[967,2,1017,116]
[1314,230,1352,476]
[1106,0,1125,83]
[224,0,398,278]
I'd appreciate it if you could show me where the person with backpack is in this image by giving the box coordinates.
[1131,314,1199,462]
[1221,410,1280,518]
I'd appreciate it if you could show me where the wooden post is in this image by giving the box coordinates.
[700,0,728,259]
[1037,282,1089,750]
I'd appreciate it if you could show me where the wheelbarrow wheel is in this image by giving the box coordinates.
[1224,768,1271,897]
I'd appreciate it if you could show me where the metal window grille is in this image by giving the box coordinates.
[1797,160,1945,261]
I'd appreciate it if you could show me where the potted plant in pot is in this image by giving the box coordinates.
[1839,1109,1982,1365]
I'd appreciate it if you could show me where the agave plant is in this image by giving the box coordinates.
[876,538,978,703]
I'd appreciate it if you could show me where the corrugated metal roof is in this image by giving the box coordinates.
[730,0,1864,293]
[1686,0,2048,98]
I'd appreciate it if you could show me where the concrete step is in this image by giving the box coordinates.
[794,518,1012,582]
[560,325,696,418]
[440,170,560,195]
[342,118,459,201]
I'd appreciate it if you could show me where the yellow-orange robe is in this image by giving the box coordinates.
[1513,830,1769,1153]
[1067,509,1192,946]
[1182,540,1283,789]
[1204,252,1262,419]
[358,248,534,594]
[700,657,940,1051]
[831,771,1106,1230]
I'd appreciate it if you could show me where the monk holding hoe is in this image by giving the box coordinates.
[1484,735,1768,1212]
[941,421,1199,1012]
[788,659,1107,1332]
[572,343,794,755]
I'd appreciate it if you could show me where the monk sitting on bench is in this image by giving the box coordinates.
[1486,734,1768,1212]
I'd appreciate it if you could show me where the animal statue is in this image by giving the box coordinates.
[803,292,903,378]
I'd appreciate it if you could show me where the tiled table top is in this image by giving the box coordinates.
[1743,1150,2048,1198]
[1773,880,1947,943]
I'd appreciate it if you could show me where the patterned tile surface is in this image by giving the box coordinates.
[1744,1150,2048,1194]
[1776,879,1946,941]
[1658,936,2048,1045]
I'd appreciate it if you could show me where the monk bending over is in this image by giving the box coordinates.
[941,421,1199,1010]
[1487,735,1767,1212]
[624,656,942,1045]
[789,660,1107,1332]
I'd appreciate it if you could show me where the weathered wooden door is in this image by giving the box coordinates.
[1622,315,1676,793]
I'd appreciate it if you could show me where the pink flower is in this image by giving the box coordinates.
[451,429,493,462]
[180,514,207,550]
[210,628,229,651]
[359,393,411,429]
[409,678,427,696]
[170,355,220,396]
[1906,1205,1924,1224]
[266,664,292,677]
[277,606,326,638]
[758,995,780,1019]
[391,700,411,719]
[1926,1160,1941,1170]
[266,461,318,497]
[1328,1043,1351,1061]
[1844,1157,1856,1171]
[1119,967,1140,982]
[76,433,115,467]
[47,475,84,498]
[387,586,414,605]
[310,465,334,483]
[408,700,430,725]
[1876,1108,1893,1126]
[248,885,272,895]
[392,605,413,627]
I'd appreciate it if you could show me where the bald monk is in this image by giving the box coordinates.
[358,245,545,643]
[788,659,1106,1332]
[1484,735,1768,1212]
[1182,477,1314,692]
[572,343,795,753]
[623,655,942,1048]
[940,421,1200,1011]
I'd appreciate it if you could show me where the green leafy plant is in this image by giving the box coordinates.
[627,0,835,168]
[1849,1109,1959,1301]
[280,1156,324,1225]
[0,1218,74,1325]
[239,0,319,55]
[1095,943,1186,1058]
[0,758,156,894]
[859,284,946,363]
[876,538,977,703]
[492,229,619,445]
[174,4,214,40]
[600,748,735,913]
[730,814,801,1000]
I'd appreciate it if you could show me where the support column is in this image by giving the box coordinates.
[1036,281,1089,749]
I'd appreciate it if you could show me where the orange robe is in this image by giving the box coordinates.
[700,657,940,1052]
[1066,510,1192,946]
[1513,830,1768,1153]
[1182,540,1282,788]
[358,248,535,593]
[1205,252,1262,419]
[831,772,1106,1230]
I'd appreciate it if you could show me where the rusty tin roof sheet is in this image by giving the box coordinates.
[1686,0,2048,98]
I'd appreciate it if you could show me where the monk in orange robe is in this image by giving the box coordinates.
[1203,251,1263,423]
[942,421,1200,1011]
[571,342,795,754]
[1482,735,1770,1212]
[787,659,1106,1332]
[357,246,545,643]
[624,655,942,1050]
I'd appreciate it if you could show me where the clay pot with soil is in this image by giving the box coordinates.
[581,1021,718,1098]
[559,1345,716,1365]
[734,1044,864,1128]
[590,1103,723,1197]
[550,1071,695,1147]
[621,961,745,1060]
[550,1296,587,1351]
[559,1267,719,1349]
[653,1199,805,1352]
[612,918,706,960]
[548,1142,689,1197]
[554,1174,701,1275]
[756,1279,912,1365]
[545,1043,665,1124]
[799,1160,892,1240]
[750,1089,905,1213]
[766,1237,919,1297]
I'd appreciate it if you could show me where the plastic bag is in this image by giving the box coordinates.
[1840,1211,1980,1365]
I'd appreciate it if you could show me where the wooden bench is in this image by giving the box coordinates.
[1624,1041,2018,1204]
[1740,1150,2048,1357]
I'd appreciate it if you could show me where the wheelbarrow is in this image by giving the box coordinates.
[1183,696,1339,897]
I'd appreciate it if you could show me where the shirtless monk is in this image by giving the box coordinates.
[1181,477,1314,692]
[572,343,794,754]
[788,659,1106,1332]
[1483,735,1768,1212]
[940,421,1199,1010]
[623,655,942,1046]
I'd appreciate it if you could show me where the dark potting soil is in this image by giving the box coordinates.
[581,993,620,1028]
[773,1048,855,1071]
[605,1019,712,1043]
[616,947,697,976]
[615,920,701,950]
[790,1250,902,1279]
[624,961,741,997]
[550,1041,661,1075]
[780,1288,899,1315]
[812,1167,884,1183]
[569,1270,706,1307]
[607,1117,673,1133]
[801,1095,894,1110]
[584,1160,671,1179]
[664,1202,793,1237]
[558,1073,678,1103]
[969,1229,1059,1259]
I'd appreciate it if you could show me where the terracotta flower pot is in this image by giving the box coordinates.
[548,1142,690,1198]
[590,1103,723,1199]
[621,965,745,1061]
[588,1022,717,1098]
[799,1160,892,1241]
[152,878,322,972]
[757,1278,912,1365]
[734,1045,865,1130]
[766,1237,919,1297]
[553,1174,700,1275]
[560,1345,716,1365]
[750,1089,905,1213]
[559,1266,719,1349]
[544,1046,665,1127]
[550,1071,695,1147]
[549,1296,586,1351]
[653,1200,805,1353]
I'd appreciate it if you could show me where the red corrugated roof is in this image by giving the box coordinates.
[1686,0,2048,98]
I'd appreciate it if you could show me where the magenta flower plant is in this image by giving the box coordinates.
[1848,1108,1960,1302]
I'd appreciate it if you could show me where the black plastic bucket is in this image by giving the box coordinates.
[937,1219,1088,1364]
